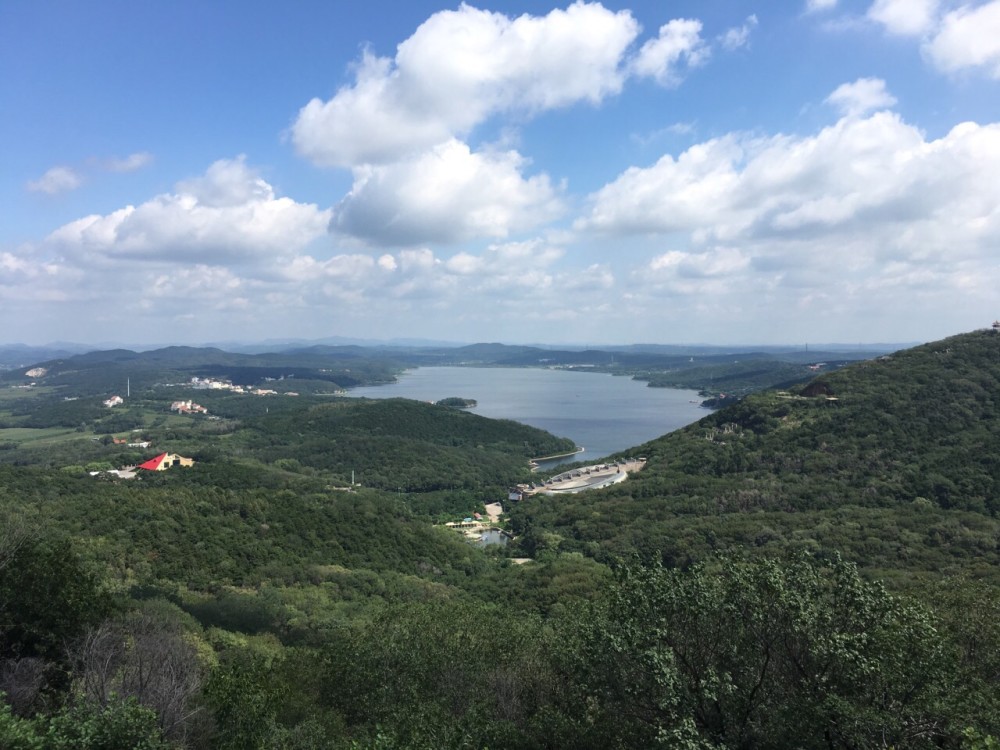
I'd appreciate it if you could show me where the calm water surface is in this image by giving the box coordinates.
[348,367,708,465]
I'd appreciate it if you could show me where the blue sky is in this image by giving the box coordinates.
[3,0,1000,346]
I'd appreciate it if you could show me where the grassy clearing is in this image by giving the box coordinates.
[0,384,58,399]
[150,413,195,428]
[0,426,84,445]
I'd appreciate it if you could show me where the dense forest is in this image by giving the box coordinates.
[2,331,1000,747]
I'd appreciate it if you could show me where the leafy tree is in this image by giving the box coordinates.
[575,554,952,748]
[204,650,284,750]
[0,695,170,750]
[0,537,113,669]
[0,535,115,715]
[920,577,1000,739]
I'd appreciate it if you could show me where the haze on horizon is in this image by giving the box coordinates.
[3,0,999,348]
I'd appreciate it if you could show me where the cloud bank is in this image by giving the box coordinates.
[575,81,1000,338]
[8,4,1000,345]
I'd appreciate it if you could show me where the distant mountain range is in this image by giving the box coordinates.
[0,343,92,369]
[0,335,916,368]
[3,339,893,373]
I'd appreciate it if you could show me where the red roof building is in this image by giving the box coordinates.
[138,453,194,471]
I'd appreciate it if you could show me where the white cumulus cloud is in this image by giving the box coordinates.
[331,139,564,245]
[825,77,897,116]
[176,156,278,208]
[867,0,940,36]
[102,152,154,173]
[865,1,1000,78]
[0,250,61,281]
[924,1,1000,78]
[806,0,838,12]
[578,135,746,236]
[149,265,244,301]
[631,19,709,86]
[26,155,154,200]
[867,0,1000,79]
[719,15,759,51]
[45,156,331,264]
[649,247,750,278]
[291,2,640,167]
[27,166,83,195]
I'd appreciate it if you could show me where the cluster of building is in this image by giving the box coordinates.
[99,378,301,414]
[110,437,151,448]
[509,458,647,499]
[189,376,239,391]
[171,399,208,414]
[188,377,294,396]
[89,375,284,482]
[444,513,488,537]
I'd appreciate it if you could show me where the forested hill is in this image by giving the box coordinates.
[1,345,401,393]
[245,397,576,491]
[510,329,1000,578]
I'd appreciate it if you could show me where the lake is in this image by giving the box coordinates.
[347,367,708,465]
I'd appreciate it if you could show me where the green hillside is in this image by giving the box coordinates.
[509,330,1000,581]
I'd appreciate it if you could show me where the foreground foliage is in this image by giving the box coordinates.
[3,330,1000,746]
[4,549,996,748]
[578,555,959,748]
